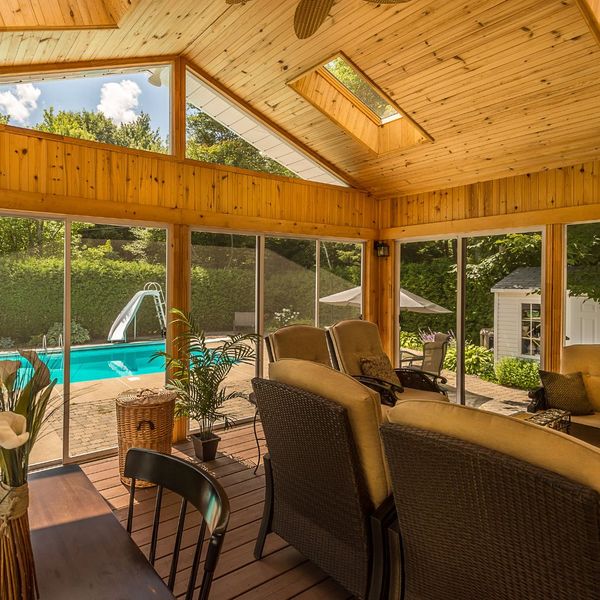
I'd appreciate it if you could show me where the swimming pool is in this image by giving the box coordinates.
[3,341,166,385]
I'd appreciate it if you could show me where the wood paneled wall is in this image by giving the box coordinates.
[0,126,376,239]
[380,161,600,237]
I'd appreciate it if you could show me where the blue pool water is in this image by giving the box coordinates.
[3,341,166,385]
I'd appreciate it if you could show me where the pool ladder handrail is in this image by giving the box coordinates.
[144,282,167,336]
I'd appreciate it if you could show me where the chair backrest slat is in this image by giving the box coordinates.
[149,484,164,565]
[185,520,207,600]
[124,448,230,600]
[167,497,188,590]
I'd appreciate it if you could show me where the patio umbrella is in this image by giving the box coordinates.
[319,286,452,314]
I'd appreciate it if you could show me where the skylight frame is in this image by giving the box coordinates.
[318,52,403,126]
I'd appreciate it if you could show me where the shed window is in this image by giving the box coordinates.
[521,303,541,356]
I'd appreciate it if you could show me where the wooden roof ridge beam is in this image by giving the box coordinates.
[576,0,600,47]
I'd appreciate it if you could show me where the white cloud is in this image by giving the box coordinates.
[0,83,41,123]
[97,79,141,125]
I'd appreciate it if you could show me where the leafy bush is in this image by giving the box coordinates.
[46,321,90,346]
[399,331,422,350]
[495,357,540,390]
[444,343,496,381]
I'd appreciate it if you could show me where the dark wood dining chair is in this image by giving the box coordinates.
[124,448,230,600]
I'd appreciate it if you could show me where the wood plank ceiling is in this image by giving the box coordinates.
[0,0,599,198]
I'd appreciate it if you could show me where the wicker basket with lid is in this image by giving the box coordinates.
[116,388,176,487]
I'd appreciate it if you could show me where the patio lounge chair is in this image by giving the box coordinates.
[252,359,397,600]
[381,400,600,600]
[326,319,447,405]
[264,324,331,365]
[528,344,600,446]
[399,332,450,377]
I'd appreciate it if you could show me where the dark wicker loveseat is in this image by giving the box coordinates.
[381,399,600,600]
[252,359,397,600]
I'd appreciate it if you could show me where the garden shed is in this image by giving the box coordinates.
[492,266,600,362]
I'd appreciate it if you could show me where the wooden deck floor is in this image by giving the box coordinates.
[80,423,352,600]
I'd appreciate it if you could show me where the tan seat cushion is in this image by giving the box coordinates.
[562,345,600,411]
[269,359,391,506]
[386,400,600,494]
[268,325,331,366]
[571,412,600,430]
[395,388,447,402]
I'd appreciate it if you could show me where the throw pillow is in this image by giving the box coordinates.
[539,370,594,416]
[360,355,402,388]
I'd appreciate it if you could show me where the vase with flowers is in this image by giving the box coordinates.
[0,350,57,600]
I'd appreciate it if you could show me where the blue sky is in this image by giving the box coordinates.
[0,68,170,141]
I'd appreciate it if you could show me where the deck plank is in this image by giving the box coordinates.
[80,423,350,600]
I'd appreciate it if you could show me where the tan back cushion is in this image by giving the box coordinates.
[562,345,600,411]
[268,325,331,366]
[386,400,600,494]
[269,359,390,506]
[328,320,386,376]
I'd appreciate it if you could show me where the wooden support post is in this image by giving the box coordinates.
[167,223,191,442]
[543,223,565,372]
[363,241,397,363]
[171,56,187,160]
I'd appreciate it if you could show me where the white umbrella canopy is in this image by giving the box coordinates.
[319,286,451,314]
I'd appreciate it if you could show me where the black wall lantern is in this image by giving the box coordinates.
[374,241,390,258]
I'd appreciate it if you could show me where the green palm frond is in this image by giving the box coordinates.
[158,309,259,436]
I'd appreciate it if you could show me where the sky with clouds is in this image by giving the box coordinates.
[0,70,170,140]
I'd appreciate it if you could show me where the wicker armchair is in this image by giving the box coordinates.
[528,344,600,446]
[327,319,447,404]
[252,360,397,600]
[381,399,600,600]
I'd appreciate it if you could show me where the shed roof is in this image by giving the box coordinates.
[491,266,541,292]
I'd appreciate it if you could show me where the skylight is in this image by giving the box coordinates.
[322,56,400,124]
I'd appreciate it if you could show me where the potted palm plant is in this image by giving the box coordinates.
[157,309,258,462]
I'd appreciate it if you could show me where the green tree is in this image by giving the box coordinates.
[186,106,295,177]
[0,114,9,125]
[37,108,167,153]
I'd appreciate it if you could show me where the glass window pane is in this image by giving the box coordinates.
[190,232,257,427]
[565,222,600,345]
[323,56,400,122]
[399,240,457,398]
[466,232,542,409]
[318,241,362,327]
[0,217,64,465]
[69,223,167,457]
[0,65,170,153]
[265,237,316,334]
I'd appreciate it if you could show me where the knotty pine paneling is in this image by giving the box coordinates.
[0,126,376,239]
[380,161,600,236]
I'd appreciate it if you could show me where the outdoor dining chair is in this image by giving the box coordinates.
[399,332,450,376]
[124,448,230,600]
[381,399,600,600]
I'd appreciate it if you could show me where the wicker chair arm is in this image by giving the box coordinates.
[400,366,448,385]
[527,386,548,413]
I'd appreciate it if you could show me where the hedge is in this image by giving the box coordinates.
[0,256,356,343]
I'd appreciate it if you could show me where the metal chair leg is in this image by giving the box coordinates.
[253,405,261,474]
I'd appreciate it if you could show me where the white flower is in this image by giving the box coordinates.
[0,412,29,450]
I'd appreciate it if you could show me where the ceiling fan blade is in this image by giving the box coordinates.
[294,0,335,39]
[363,0,412,3]
[226,0,251,4]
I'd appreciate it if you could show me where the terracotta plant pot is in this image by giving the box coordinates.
[191,432,221,462]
